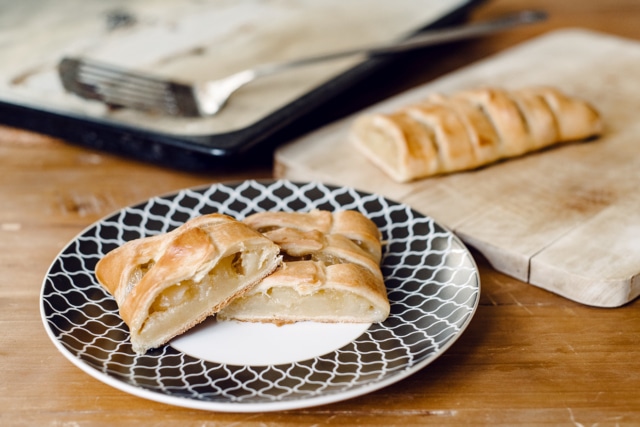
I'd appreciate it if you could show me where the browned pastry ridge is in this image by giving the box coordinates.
[350,86,603,182]
[217,210,390,325]
[95,213,282,354]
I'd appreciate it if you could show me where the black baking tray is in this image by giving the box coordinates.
[0,0,485,171]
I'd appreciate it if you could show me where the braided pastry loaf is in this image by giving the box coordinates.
[217,210,390,325]
[350,86,603,182]
[95,213,282,354]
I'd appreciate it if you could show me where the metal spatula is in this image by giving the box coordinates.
[58,10,546,118]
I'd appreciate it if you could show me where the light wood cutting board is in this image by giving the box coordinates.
[274,29,640,308]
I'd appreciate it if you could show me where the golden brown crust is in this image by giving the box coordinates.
[218,210,390,324]
[403,101,479,171]
[350,86,603,182]
[454,88,532,158]
[518,86,603,141]
[243,209,383,262]
[95,213,281,354]
[330,210,383,262]
[509,89,559,150]
[427,93,502,165]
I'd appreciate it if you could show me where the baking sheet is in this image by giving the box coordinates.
[1,0,477,136]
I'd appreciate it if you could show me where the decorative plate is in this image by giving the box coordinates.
[40,180,480,412]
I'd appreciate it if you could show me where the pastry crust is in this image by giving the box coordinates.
[95,213,282,354]
[427,93,501,165]
[217,210,390,325]
[519,86,603,141]
[454,88,531,158]
[350,86,603,182]
[403,101,479,172]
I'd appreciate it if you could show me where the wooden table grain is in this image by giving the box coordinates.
[2,1,639,425]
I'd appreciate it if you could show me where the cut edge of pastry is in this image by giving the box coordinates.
[218,210,390,326]
[217,260,390,325]
[95,213,282,354]
[350,112,439,183]
[129,238,281,354]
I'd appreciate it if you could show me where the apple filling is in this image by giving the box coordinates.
[137,248,271,341]
[219,286,380,323]
[218,249,386,324]
[282,251,346,265]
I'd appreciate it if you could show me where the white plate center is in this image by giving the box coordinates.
[170,317,370,366]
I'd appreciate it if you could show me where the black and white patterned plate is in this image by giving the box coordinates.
[40,180,480,412]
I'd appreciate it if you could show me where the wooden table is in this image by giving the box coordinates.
[2,0,639,425]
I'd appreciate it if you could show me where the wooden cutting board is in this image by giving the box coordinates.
[274,29,640,308]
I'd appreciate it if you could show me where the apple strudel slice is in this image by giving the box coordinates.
[95,213,282,354]
[217,210,390,325]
